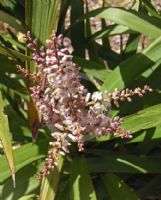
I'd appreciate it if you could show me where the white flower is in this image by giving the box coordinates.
[91,91,102,101]
[85,93,91,102]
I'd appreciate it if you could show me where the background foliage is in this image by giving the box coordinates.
[0,0,161,199]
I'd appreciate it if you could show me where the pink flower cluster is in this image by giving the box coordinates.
[20,31,152,178]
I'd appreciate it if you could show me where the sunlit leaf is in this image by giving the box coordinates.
[25,0,61,45]
[128,126,161,143]
[90,25,131,40]
[39,155,64,200]
[25,0,61,142]
[0,92,15,187]
[0,139,48,183]
[70,156,97,200]
[79,7,161,38]
[122,103,161,132]
[0,162,43,200]
[101,36,161,91]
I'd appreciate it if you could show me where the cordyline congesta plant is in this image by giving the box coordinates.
[18,31,152,179]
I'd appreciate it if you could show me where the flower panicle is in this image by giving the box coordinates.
[20,31,152,179]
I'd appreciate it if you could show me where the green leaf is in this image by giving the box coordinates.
[73,56,109,82]
[70,0,85,57]
[80,7,161,39]
[0,74,26,91]
[55,180,70,200]
[95,42,122,68]
[84,0,105,65]
[87,154,161,174]
[137,175,161,198]
[93,178,110,200]
[0,162,43,200]
[18,194,36,200]
[142,0,161,19]
[94,103,161,142]
[0,34,25,51]
[101,36,161,91]
[25,0,61,45]
[102,173,139,200]
[90,24,131,40]
[124,126,161,143]
[131,0,140,11]
[0,57,18,73]
[123,33,140,58]
[0,92,15,187]
[39,155,64,200]
[0,10,24,32]
[57,0,70,33]
[0,139,48,183]
[0,44,31,61]
[70,156,97,200]
[122,104,161,132]
[25,0,61,141]
[0,0,25,21]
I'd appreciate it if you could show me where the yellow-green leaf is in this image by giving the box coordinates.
[39,155,64,200]
[0,92,15,187]
[70,156,97,200]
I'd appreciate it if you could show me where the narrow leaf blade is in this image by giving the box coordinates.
[102,173,139,200]
[39,155,64,200]
[0,92,15,187]
[70,156,97,200]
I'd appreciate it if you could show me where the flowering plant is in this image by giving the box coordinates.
[1,0,161,199]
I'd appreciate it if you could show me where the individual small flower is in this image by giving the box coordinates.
[91,91,103,101]
[85,92,91,103]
